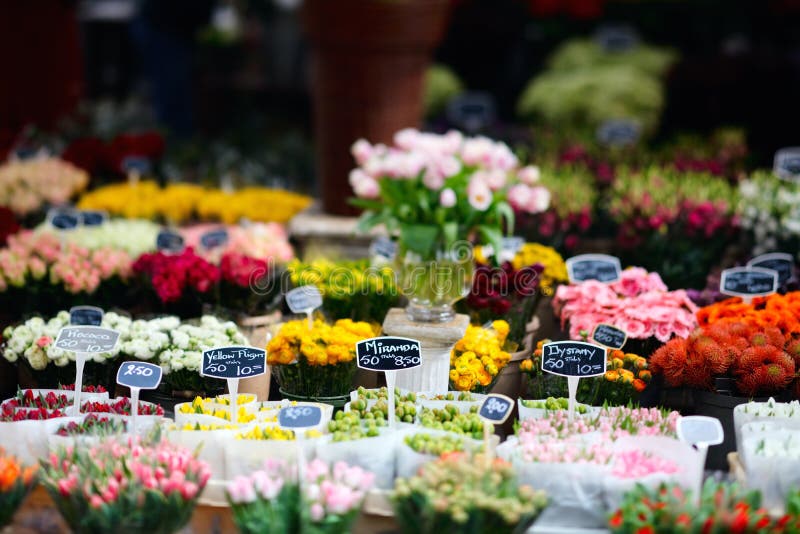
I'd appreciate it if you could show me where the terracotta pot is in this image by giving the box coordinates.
[302,0,451,215]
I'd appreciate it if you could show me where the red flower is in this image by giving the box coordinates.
[133,248,220,303]
[635,527,654,534]
[608,510,623,528]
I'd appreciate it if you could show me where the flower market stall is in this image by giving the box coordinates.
[1,122,800,534]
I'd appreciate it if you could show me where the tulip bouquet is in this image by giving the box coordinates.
[267,318,378,399]
[554,267,698,355]
[55,414,127,437]
[608,481,773,534]
[350,128,550,321]
[226,458,374,534]
[449,321,512,392]
[0,449,37,528]
[2,311,131,389]
[393,452,548,534]
[0,231,133,318]
[608,166,739,289]
[288,258,399,323]
[40,437,210,534]
[0,157,88,217]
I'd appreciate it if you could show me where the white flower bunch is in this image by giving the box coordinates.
[742,398,800,418]
[158,315,248,375]
[2,311,130,370]
[36,218,160,257]
[738,171,800,255]
[754,431,800,459]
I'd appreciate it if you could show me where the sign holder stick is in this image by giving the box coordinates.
[130,386,140,435]
[567,376,579,422]
[386,370,397,429]
[227,378,239,424]
[71,352,88,416]
[305,309,313,331]
[483,420,494,468]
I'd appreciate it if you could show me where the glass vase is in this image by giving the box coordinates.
[396,242,474,323]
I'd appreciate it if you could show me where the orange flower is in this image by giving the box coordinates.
[632,379,647,392]
[0,450,33,492]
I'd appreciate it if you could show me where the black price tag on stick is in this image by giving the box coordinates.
[48,208,80,231]
[80,210,107,227]
[541,341,607,378]
[370,236,397,261]
[356,337,422,371]
[201,346,266,379]
[774,147,800,182]
[478,394,513,424]
[116,361,162,390]
[720,267,778,298]
[566,254,622,283]
[55,326,120,353]
[69,306,104,326]
[747,253,795,286]
[157,230,185,253]
[594,24,640,52]
[201,228,229,250]
[285,286,323,314]
[592,324,627,350]
[597,119,640,147]
[279,405,323,429]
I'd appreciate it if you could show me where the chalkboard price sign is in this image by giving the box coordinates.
[597,120,640,147]
[720,267,778,298]
[80,210,107,227]
[541,341,607,378]
[116,361,162,390]
[55,326,120,354]
[478,394,514,424]
[592,324,627,350]
[356,337,422,372]
[285,286,323,314]
[201,346,266,380]
[566,254,622,283]
[121,156,152,175]
[69,306,103,326]
[48,209,80,231]
[278,405,323,429]
[201,228,229,249]
[774,147,800,182]
[747,253,795,286]
[156,230,185,253]
[595,24,640,52]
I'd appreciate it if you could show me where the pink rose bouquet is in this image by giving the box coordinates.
[39,437,210,534]
[554,267,698,352]
[0,158,88,216]
[227,458,373,534]
[180,222,294,264]
[0,231,133,318]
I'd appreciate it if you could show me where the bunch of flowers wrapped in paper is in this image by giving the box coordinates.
[0,449,36,529]
[267,318,379,399]
[497,406,701,516]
